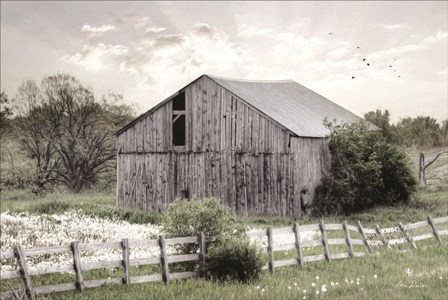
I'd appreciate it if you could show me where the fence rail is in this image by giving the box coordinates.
[246,215,447,274]
[1,216,447,299]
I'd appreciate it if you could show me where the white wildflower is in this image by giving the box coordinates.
[311,282,316,287]
[405,268,413,277]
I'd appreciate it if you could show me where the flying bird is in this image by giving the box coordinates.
[357,46,360,49]
[393,70,397,72]
[367,63,370,66]
[398,75,401,78]
[329,32,333,35]
[363,58,366,62]
[389,65,393,68]
[352,76,355,79]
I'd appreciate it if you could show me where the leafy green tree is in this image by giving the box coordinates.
[364,109,398,143]
[313,121,417,215]
[441,119,448,145]
[396,116,441,147]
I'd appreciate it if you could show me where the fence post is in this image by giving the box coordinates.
[14,244,34,300]
[293,223,303,267]
[266,227,274,274]
[357,220,372,253]
[342,220,354,258]
[427,216,443,245]
[319,220,330,262]
[375,225,392,251]
[198,232,207,278]
[398,222,417,249]
[70,241,84,292]
[159,235,169,283]
[121,239,131,285]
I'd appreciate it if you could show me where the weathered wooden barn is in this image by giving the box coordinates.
[115,75,364,217]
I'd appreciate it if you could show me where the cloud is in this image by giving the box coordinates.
[193,22,220,39]
[380,24,403,30]
[438,66,448,76]
[237,24,273,37]
[369,31,448,61]
[145,26,167,34]
[325,48,350,59]
[423,31,448,43]
[81,24,116,38]
[61,43,128,72]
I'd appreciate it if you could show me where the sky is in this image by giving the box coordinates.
[1,1,447,123]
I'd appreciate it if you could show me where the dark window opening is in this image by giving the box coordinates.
[173,114,186,146]
[181,189,190,199]
[172,92,185,111]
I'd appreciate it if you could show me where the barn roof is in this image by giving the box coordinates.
[208,75,364,138]
[116,74,368,137]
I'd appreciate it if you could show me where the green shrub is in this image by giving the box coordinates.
[162,197,242,238]
[313,121,417,215]
[162,197,245,272]
[207,236,264,282]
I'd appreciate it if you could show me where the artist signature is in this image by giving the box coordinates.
[394,280,428,289]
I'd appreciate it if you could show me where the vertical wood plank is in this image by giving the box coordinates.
[121,239,131,285]
[375,225,392,251]
[267,227,274,274]
[159,235,169,284]
[398,222,417,249]
[319,220,330,262]
[293,223,303,267]
[357,220,372,253]
[70,241,84,292]
[198,232,207,278]
[428,216,443,245]
[14,244,34,299]
[342,220,354,258]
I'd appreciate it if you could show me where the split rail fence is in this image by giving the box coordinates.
[1,215,447,299]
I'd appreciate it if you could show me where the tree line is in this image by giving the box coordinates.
[364,109,448,148]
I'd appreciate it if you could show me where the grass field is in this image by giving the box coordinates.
[1,187,447,299]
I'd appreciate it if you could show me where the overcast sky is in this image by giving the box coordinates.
[1,1,447,123]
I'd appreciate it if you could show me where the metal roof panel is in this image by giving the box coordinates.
[208,75,364,137]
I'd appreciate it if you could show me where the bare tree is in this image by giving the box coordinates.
[13,81,61,192]
[419,150,448,188]
[12,74,134,193]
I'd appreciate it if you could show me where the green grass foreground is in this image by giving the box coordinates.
[8,239,446,300]
[1,188,447,299]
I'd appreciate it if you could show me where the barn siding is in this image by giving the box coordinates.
[116,76,330,217]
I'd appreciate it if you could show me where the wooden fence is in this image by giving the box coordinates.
[1,216,447,299]
[246,216,447,273]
